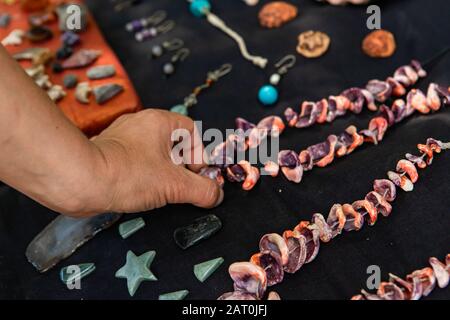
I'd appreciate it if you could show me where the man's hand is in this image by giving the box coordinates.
[90,109,224,215]
[0,45,222,217]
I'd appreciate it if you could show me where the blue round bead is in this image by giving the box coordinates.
[170,104,188,116]
[258,85,279,105]
[190,0,211,18]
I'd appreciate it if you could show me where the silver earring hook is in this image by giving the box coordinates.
[114,0,141,12]
[162,38,184,51]
[156,20,175,34]
[275,54,296,75]
[146,10,167,25]
[172,48,190,63]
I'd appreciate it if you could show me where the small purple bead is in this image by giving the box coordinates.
[61,31,80,47]
[126,19,147,32]
[135,27,157,42]
[133,20,141,28]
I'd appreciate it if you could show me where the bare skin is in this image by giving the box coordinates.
[0,45,223,217]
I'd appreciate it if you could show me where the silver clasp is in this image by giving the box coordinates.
[162,38,185,51]
[275,55,296,75]
[172,48,190,63]
[208,63,233,81]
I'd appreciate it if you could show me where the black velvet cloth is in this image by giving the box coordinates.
[1,0,449,300]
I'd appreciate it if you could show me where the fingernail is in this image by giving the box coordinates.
[214,188,224,207]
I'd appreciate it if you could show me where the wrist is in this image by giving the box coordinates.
[51,140,117,217]
[88,137,127,215]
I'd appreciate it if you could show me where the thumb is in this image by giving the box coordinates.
[171,167,224,209]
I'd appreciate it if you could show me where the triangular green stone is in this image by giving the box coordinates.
[119,217,146,239]
[60,263,96,285]
[158,289,189,300]
[193,257,224,283]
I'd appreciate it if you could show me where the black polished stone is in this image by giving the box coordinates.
[51,62,63,74]
[26,26,53,43]
[173,214,222,250]
[56,46,73,60]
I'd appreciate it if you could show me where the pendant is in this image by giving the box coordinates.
[258,55,296,106]
[170,64,232,116]
[187,0,267,68]
[170,104,188,116]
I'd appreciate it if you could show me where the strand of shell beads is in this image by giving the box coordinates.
[219,138,449,300]
[351,254,449,300]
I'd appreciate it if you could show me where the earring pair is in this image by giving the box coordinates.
[125,10,176,42]
[150,38,184,58]
[149,39,189,76]
[149,38,190,76]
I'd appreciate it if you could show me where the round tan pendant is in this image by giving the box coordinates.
[296,30,330,58]
[362,29,396,58]
[258,1,298,29]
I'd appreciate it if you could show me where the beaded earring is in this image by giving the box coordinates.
[135,20,175,42]
[150,38,184,59]
[258,55,296,106]
[162,48,190,76]
[125,10,167,33]
[170,64,232,116]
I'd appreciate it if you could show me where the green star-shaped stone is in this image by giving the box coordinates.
[115,250,158,297]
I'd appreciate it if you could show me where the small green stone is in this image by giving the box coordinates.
[60,263,96,285]
[158,289,189,300]
[119,217,146,239]
[193,257,224,282]
[170,104,188,116]
[115,250,158,297]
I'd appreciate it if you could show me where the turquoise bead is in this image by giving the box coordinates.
[258,85,278,105]
[170,104,188,115]
[190,0,211,18]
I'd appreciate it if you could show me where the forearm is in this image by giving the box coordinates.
[0,45,108,216]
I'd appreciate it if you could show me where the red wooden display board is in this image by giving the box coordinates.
[0,0,142,137]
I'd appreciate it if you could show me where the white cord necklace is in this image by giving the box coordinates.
[187,0,268,69]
